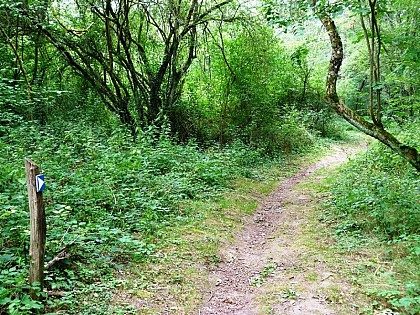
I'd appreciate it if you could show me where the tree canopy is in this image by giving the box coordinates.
[1,0,417,168]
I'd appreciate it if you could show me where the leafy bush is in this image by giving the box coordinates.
[330,128,419,238]
[274,109,315,153]
[0,118,268,313]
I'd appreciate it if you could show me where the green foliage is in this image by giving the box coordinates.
[2,0,418,312]
[330,123,419,238]
[0,117,271,313]
[182,21,329,152]
[370,282,420,315]
[249,262,278,287]
[0,268,44,315]
[337,0,420,121]
[328,120,420,314]
[183,22,294,145]
[261,109,315,153]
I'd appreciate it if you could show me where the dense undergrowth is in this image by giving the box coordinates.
[0,120,248,313]
[0,109,338,314]
[326,120,420,315]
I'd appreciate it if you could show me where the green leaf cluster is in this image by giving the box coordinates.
[0,117,272,313]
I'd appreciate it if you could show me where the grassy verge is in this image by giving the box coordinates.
[299,129,419,315]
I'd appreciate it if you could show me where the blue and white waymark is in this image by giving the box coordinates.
[36,174,45,192]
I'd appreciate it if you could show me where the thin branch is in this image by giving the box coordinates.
[0,26,31,89]
[45,247,71,269]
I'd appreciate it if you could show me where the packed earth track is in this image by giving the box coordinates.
[199,145,364,315]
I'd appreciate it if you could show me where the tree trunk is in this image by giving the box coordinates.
[148,82,163,125]
[318,11,420,172]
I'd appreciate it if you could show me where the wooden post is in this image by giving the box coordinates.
[25,158,46,300]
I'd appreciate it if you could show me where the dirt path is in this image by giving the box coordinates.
[199,145,363,315]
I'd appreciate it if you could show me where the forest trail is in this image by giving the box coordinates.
[198,144,364,315]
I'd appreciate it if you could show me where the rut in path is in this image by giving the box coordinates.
[199,145,361,315]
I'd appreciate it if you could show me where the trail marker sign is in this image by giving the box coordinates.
[36,174,45,192]
[25,159,46,301]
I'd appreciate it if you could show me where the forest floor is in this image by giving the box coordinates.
[115,142,378,314]
[198,144,368,315]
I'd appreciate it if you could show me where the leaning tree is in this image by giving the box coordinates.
[313,0,419,171]
[263,0,419,171]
